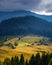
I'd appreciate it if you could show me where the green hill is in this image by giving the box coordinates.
[0,16,52,37]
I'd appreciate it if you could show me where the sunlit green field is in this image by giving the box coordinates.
[3,36,50,46]
[0,36,52,61]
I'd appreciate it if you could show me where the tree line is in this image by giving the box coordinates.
[0,52,52,65]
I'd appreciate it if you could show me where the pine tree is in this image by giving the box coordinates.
[19,54,25,65]
[29,54,36,65]
[0,61,1,65]
[35,53,41,65]
[14,56,19,65]
[11,57,15,65]
[41,52,50,65]
[46,53,51,65]
[25,60,28,65]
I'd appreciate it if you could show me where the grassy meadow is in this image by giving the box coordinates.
[0,36,52,61]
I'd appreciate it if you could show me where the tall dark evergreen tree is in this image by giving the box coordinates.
[29,54,36,65]
[45,53,51,65]
[0,61,1,65]
[25,60,29,65]
[41,52,50,65]
[19,54,25,65]
[14,56,19,65]
[11,57,15,65]
[35,53,41,65]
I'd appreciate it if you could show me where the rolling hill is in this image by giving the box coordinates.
[0,16,52,37]
[0,35,52,49]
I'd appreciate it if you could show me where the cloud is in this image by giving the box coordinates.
[0,0,41,11]
[0,0,52,15]
[34,0,52,15]
[45,3,52,13]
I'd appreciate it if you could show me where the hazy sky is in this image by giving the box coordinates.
[0,0,52,15]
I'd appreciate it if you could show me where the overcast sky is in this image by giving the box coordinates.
[0,0,52,15]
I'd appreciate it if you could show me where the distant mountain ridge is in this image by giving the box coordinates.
[0,10,52,22]
[0,10,33,21]
[0,16,52,37]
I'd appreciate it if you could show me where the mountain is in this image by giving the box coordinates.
[0,16,52,37]
[0,10,33,22]
[0,10,52,22]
